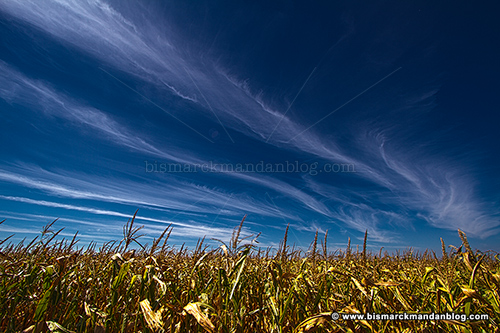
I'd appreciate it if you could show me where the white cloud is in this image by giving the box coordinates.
[1,0,498,242]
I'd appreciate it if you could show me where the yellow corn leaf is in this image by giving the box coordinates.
[46,321,75,333]
[21,325,35,333]
[339,306,372,329]
[374,280,401,287]
[460,286,489,306]
[294,313,331,333]
[153,275,167,296]
[327,267,349,276]
[351,277,368,297]
[461,287,480,299]
[393,287,411,310]
[111,253,124,262]
[183,302,215,333]
[441,319,467,327]
[140,299,164,332]
[220,244,228,257]
[84,302,91,317]
[462,252,474,271]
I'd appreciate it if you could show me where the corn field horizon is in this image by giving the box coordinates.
[1,212,499,332]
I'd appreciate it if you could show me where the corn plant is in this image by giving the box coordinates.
[0,216,498,332]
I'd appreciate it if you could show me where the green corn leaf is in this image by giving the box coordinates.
[34,288,52,322]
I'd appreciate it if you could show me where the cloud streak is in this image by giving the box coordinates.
[0,0,498,247]
[0,194,250,241]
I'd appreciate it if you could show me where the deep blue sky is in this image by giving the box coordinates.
[1,0,499,252]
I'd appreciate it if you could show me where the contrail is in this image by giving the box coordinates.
[287,67,402,142]
[184,68,235,143]
[266,67,317,142]
[99,67,214,143]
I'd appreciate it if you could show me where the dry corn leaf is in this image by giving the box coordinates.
[327,267,349,276]
[374,280,401,287]
[111,253,124,262]
[84,301,91,317]
[351,277,368,297]
[461,287,480,299]
[220,244,229,257]
[21,325,35,333]
[460,286,490,306]
[22,322,46,333]
[440,319,467,327]
[46,321,75,333]
[183,302,215,333]
[140,299,164,332]
[294,313,331,333]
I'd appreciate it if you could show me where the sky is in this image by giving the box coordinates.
[0,0,499,253]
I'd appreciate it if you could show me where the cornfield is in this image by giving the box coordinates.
[0,213,499,332]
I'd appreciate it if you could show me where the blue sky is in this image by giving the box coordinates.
[1,0,499,252]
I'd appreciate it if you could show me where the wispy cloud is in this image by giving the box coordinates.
[0,61,206,164]
[0,0,362,162]
[375,137,500,238]
[301,131,500,240]
[1,0,498,245]
[0,167,290,219]
[0,61,334,220]
[0,195,249,241]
